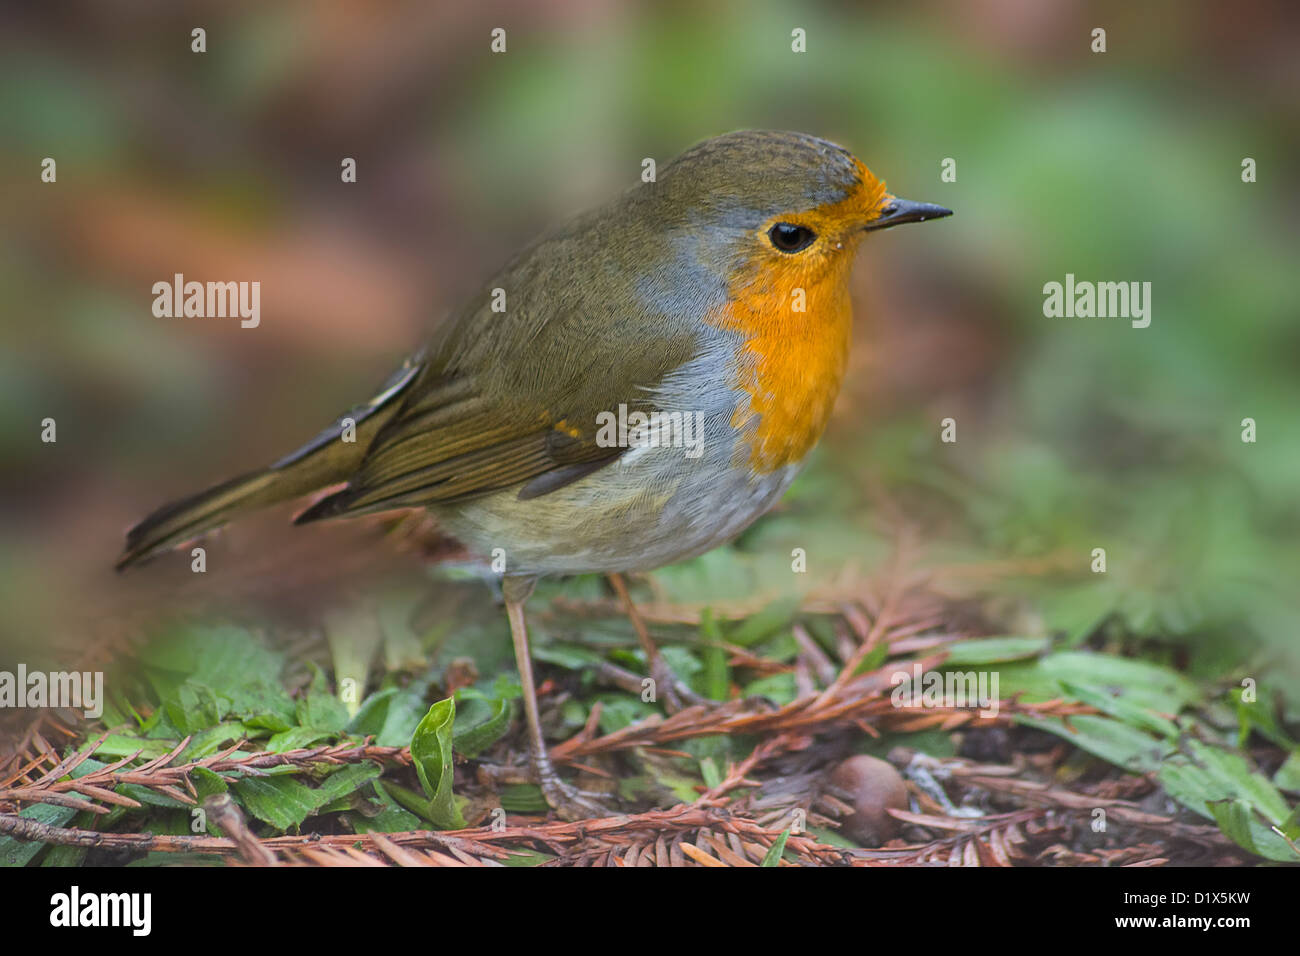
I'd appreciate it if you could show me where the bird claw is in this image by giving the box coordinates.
[651,658,709,714]
[478,755,615,820]
[535,768,614,821]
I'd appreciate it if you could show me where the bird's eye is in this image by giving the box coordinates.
[768,222,816,253]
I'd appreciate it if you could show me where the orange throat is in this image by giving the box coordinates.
[715,253,855,474]
[708,159,887,475]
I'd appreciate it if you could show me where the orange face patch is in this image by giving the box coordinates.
[711,162,889,473]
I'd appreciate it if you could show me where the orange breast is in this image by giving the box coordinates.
[704,162,885,475]
[712,252,855,474]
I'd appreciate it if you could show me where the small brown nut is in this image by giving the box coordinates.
[829,755,908,846]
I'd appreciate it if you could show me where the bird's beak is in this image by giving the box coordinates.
[864,196,953,231]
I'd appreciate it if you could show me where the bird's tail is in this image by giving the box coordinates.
[115,361,422,571]
[116,463,328,571]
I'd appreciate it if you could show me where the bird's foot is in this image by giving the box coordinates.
[536,771,614,821]
[649,655,710,714]
[477,757,615,820]
[592,655,708,714]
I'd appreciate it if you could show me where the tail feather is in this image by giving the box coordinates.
[116,360,422,570]
[116,469,287,570]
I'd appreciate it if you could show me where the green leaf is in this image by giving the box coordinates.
[1014,714,1172,773]
[699,757,722,789]
[141,626,296,735]
[265,726,337,753]
[313,763,383,807]
[118,784,188,809]
[230,777,319,830]
[498,783,549,813]
[411,698,466,829]
[698,608,729,701]
[352,781,423,834]
[742,672,798,706]
[1055,681,1180,738]
[179,722,249,760]
[451,695,513,758]
[169,682,224,734]
[191,766,229,800]
[728,597,802,647]
[348,684,430,747]
[1155,740,1299,862]
[86,734,175,761]
[531,643,605,670]
[850,641,890,677]
[1208,799,1298,863]
[592,694,658,733]
[457,673,523,703]
[348,686,397,736]
[500,849,555,866]
[943,636,1048,665]
[232,763,380,830]
[806,825,859,849]
[1233,686,1293,749]
[1038,652,1198,714]
[381,781,439,822]
[1273,751,1300,792]
[1280,805,1300,841]
[1036,581,1117,645]
[191,768,231,837]
[977,660,1065,701]
[295,664,350,733]
[1164,740,1291,823]
[760,829,790,867]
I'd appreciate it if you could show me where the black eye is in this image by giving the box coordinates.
[768,222,816,253]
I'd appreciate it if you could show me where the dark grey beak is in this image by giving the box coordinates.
[864,197,953,231]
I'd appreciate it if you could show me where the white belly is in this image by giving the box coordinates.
[438,333,803,575]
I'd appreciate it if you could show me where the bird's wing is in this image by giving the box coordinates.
[296,234,701,522]
[294,375,621,520]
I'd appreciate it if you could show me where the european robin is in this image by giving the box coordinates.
[117,130,951,818]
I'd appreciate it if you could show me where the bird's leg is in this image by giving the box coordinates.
[502,574,609,820]
[607,572,708,713]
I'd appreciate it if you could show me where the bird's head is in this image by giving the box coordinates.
[627,130,953,473]
[647,130,951,294]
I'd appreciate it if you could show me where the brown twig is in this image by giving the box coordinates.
[0,801,850,867]
[203,793,279,866]
[1,740,409,814]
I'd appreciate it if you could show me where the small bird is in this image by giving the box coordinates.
[117,130,951,818]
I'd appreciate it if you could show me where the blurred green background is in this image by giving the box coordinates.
[1,0,1296,682]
